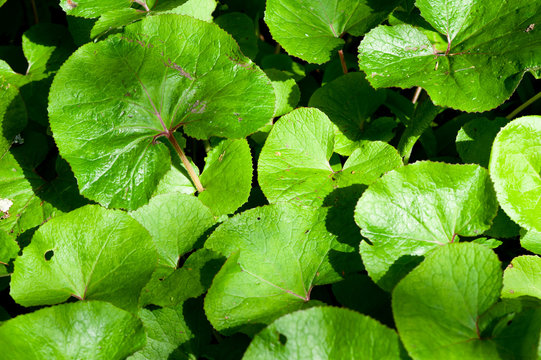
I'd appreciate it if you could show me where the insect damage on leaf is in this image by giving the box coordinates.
[0,198,13,219]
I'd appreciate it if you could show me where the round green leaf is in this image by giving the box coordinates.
[0,301,145,360]
[49,14,274,210]
[265,0,401,64]
[489,116,541,233]
[502,256,541,300]
[204,204,336,334]
[393,243,503,360]
[355,161,498,291]
[130,193,215,269]
[199,139,253,216]
[308,72,389,156]
[358,2,541,112]
[243,307,401,359]
[258,108,402,207]
[11,204,157,312]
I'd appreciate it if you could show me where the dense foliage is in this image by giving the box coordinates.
[1,0,540,359]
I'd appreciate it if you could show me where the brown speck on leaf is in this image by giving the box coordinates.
[507,264,513,269]
[66,0,78,9]
[219,151,225,162]
[509,289,515,294]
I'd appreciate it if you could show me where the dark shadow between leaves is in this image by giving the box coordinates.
[322,185,367,277]
[377,254,424,291]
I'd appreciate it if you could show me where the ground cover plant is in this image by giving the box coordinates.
[0,0,540,358]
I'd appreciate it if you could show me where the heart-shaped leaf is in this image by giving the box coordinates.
[393,243,541,360]
[204,204,336,334]
[355,161,498,291]
[11,204,157,312]
[0,301,145,360]
[258,107,402,207]
[489,116,541,233]
[49,14,274,210]
[359,1,541,111]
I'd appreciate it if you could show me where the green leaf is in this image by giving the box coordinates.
[489,116,541,233]
[483,208,520,239]
[0,229,18,267]
[10,204,157,312]
[258,108,402,207]
[471,237,503,249]
[0,151,53,237]
[215,12,258,59]
[90,8,145,39]
[49,14,274,210]
[158,0,216,21]
[0,24,75,126]
[199,139,253,216]
[139,248,225,307]
[393,243,503,359]
[130,193,215,269]
[265,69,300,117]
[0,301,145,359]
[355,161,498,291]
[308,72,390,156]
[359,2,541,112]
[204,204,335,334]
[243,306,401,359]
[397,98,442,163]
[456,117,508,168]
[60,0,133,18]
[502,255,541,300]
[521,229,541,255]
[265,0,401,64]
[128,298,212,360]
[0,80,26,156]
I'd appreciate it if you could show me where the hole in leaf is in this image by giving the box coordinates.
[158,277,165,281]
[44,250,54,261]
[257,217,261,220]
[278,333,287,345]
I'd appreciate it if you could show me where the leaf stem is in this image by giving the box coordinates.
[166,133,205,193]
[412,86,422,104]
[30,0,39,24]
[338,49,348,74]
[506,91,541,119]
[133,0,150,12]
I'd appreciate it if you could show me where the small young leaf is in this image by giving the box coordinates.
[489,116,541,233]
[199,139,253,216]
[502,256,541,300]
[356,161,498,291]
[243,307,401,359]
[308,72,390,156]
[0,301,145,360]
[11,204,157,312]
[130,193,215,269]
[358,2,541,111]
[265,0,401,64]
[128,298,212,360]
